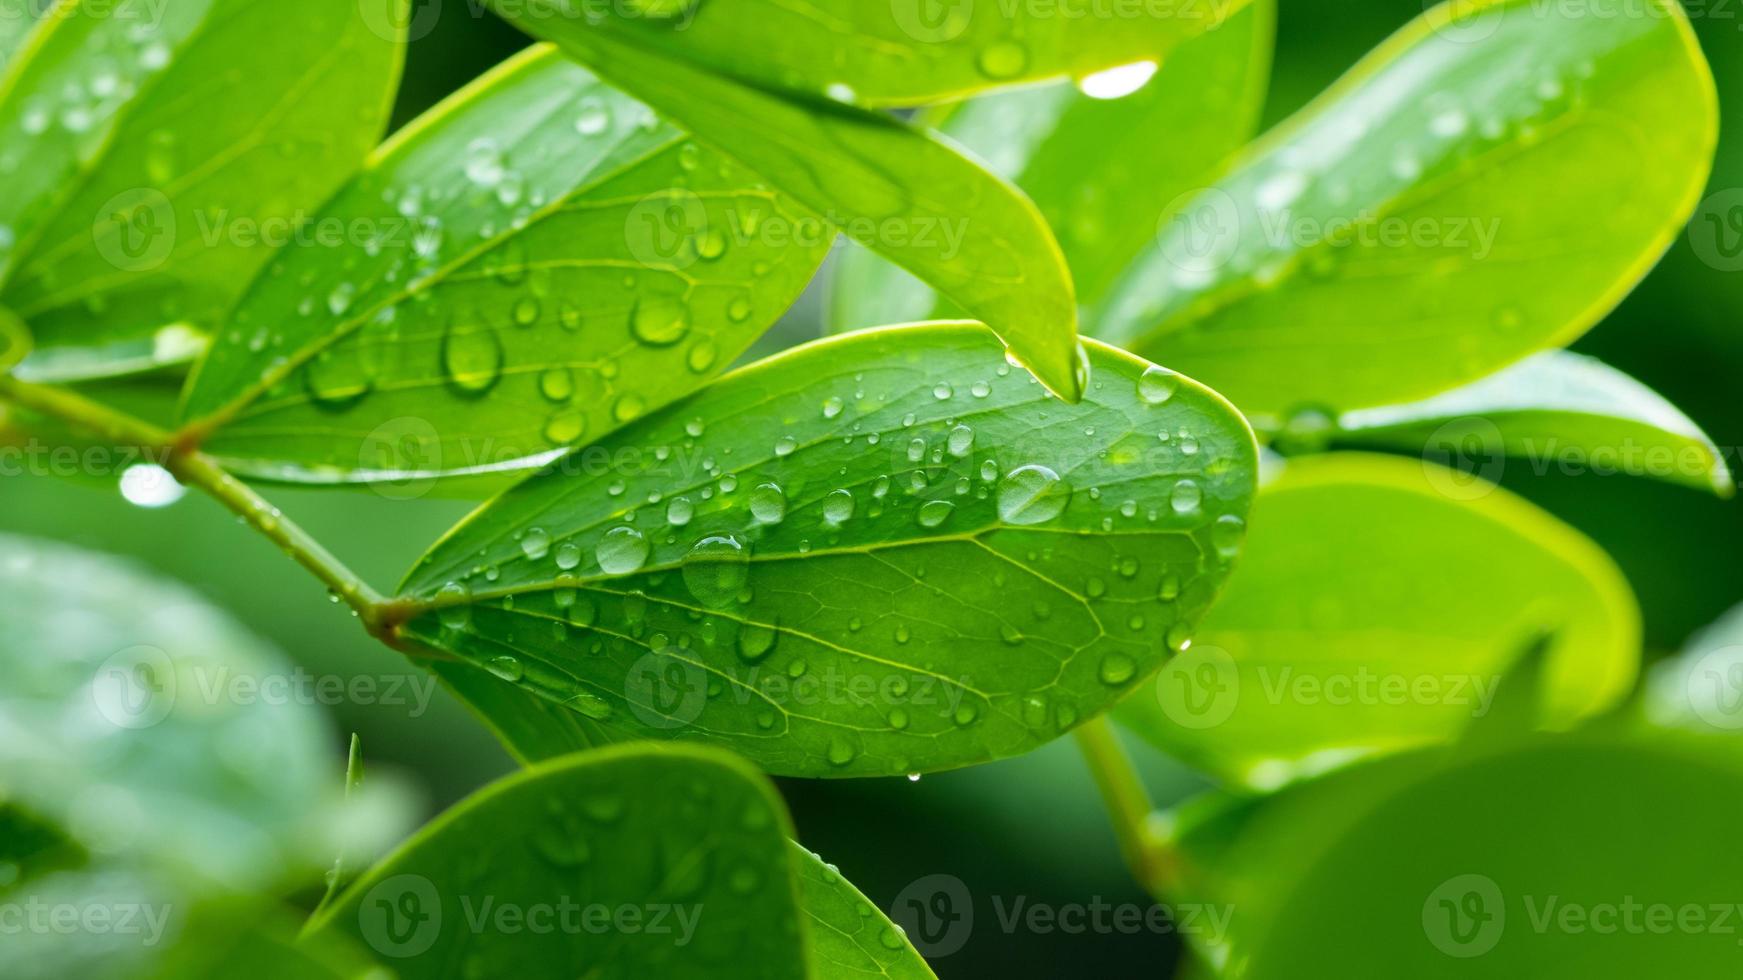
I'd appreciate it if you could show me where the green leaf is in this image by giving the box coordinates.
[489,4,1089,401]
[829,0,1276,330]
[0,303,28,372]
[1115,452,1639,789]
[0,1,44,71]
[396,323,1256,777]
[1644,601,1743,738]
[426,661,937,978]
[181,45,829,483]
[307,744,809,978]
[1334,350,1734,497]
[0,533,378,889]
[1171,732,1743,978]
[0,0,406,380]
[509,0,1255,106]
[1095,0,1718,418]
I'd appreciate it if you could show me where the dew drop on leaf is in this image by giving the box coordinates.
[596,526,649,575]
[1137,365,1179,405]
[749,483,787,523]
[682,534,749,609]
[997,465,1069,525]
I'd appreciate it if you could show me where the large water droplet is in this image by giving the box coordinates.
[443,321,504,395]
[630,295,689,346]
[521,528,552,560]
[998,465,1069,525]
[917,500,955,528]
[682,534,749,609]
[1170,480,1202,515]
[1137,366,1179,405]
[749,483,787,524]
[596,526,649,574]
[823,489,855,525]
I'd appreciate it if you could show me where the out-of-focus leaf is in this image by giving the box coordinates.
[182,46,828,484]
[0,303,28,371]
[830,0,1275,330]
[396,324,1257,777]
[0,0,44,72]
[1645,601,1743,737]
[506,0,1254,107]
[307,744,807,978]
[0,534,387,889]
[0,0,405,380]
[1097,0,1717,419]
[1168,732,1743,978]
[428,662,937,978]
[1334,350,1733,497]
[489,4,1088,401]
[1115,453,1639,789]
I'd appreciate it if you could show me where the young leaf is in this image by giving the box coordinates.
[488,4,1088,401]
[0,533,365,889]
[0,304,28,372]
[1335,350,1734,497]
[395,323,1258,778]
[517,0,1254,106]
[1096,0,1718,417]
[1114,452,1639,790]
[0,0,406,380]
[830,0,1276,329]
[306,744,809,978]
[425,662,938,978]
[182,46,828,483]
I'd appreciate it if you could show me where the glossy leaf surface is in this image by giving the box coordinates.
[1097,0,1717,418]
[399,324,1257,777]
[183,46,828,483]
[1116,453,1639,789]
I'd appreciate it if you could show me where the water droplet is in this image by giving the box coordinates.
[933,382,954,400]
[749,483,787,523]
[823,489,855,525]
[1137,366,1178,405]
[443,321,504,394]
[576,97,611,135]
[998,465,1069,525]
[540,367,574,402]
[464,137,506,187]
[596,526,649,574]
[683,534,749,608]
[1212,514,1247,560]
[555,542,583,571]
[773,436,798,457]
[687,340,718,373]
[918,500,955,528]
[826,735,859,767]
[946,424,974,458]
[1170,480,1202,515]
[822,396,844,420]
[437,582,472,629]
[978,40,1029,79]
[1098,653,1136,686]
[545,410,586,445]
[521,528,552,560]
[630,295,689,346]
[738,625,777,663]
[304,349,373,408]
[666,497,695,526]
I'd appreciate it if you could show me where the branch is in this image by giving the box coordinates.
[1074,718,1178,898]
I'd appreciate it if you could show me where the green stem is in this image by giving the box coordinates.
[0,375,395,639]
[1075,718,1176,898]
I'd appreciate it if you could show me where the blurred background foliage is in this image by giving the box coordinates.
[3,1,1738,975]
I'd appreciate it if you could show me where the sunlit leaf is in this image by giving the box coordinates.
[1334,350,1733,497]
[394,323,1257,777]
[830,0,1276,329]
[490,4,1089,400]
[1115,453,1639,789]
[307,745,809,978]
[0,0,406,380]
[1097,0,1717,418]
[182,46,828,484]
[510,0,1254,107]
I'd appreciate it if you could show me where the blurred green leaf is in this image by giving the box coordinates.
[491,4,1089,401]
[308,744,808,977]
[1116,453,1639,789]
[830,0,1276,330]
[0,304,29,372]
[183,45,828,484]
[1332,350,1734,497]
[1097,0,1717,419]
[1169,731,1743,978]
[510,0,1254,107]
[0,1,43,73]
[0,533,365,889]
[426,661,937,977]
[0,0,406,380]
[397,324,1256,777]
[1644,601,1743,738]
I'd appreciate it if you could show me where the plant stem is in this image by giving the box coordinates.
[0,375,394,638]
[1075,718,1176,898]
